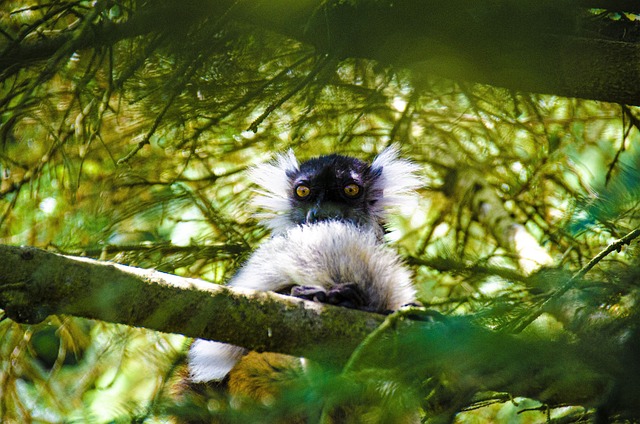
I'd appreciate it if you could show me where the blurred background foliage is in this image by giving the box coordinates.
[1,0,640,423]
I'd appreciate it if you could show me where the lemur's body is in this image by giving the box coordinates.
[184,146,421,419]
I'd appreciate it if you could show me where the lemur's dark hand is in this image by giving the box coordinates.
[290,285,328,302]
[291,283,368,310]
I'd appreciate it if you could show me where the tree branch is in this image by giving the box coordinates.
[3,0,640,105]
[507,227,640,333]
[0,244,384,362]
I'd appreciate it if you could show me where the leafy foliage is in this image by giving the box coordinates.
[1,0,640,423]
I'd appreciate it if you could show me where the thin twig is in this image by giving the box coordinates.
[508,227,640,333]
[605,105,634,184]
[247,54,332,133]
[117,57,199,165]
[116,93,177,165]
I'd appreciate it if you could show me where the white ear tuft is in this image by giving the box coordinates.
[370,144,422,217]
[248,150,299,233]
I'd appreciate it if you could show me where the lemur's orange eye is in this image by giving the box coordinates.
[295,184,311,198]
[343,183,360,198]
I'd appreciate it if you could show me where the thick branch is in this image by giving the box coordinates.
[0,244,384,362]
[3,0,640,105]
[236,1,640,105]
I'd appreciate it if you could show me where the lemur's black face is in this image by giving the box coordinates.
[286,154,381,227]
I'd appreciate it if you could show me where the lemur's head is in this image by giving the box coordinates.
[250,145,422,236]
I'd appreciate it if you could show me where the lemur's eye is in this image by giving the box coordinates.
[295,184,311,198]
[343,183,361,198]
